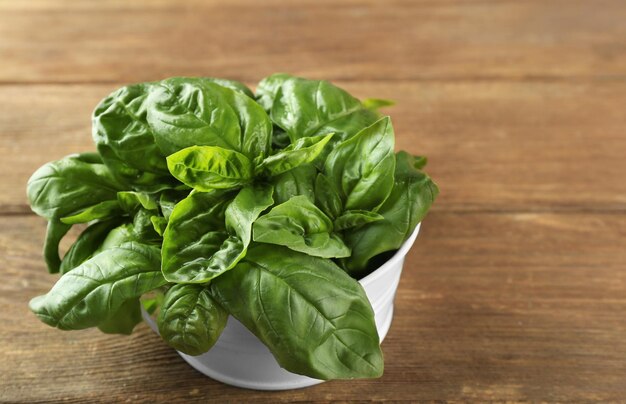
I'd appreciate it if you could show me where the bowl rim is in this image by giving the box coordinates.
[358,222,421,287]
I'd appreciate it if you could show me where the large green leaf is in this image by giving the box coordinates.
[342,151,439,274]
[253,196,350,258]
[211,245,383,379]
[166,145,253,191]
[260,74,378,142]
[157,284,228,355]
[27,153,124,220]
[29,242,166,330]
[256,133,333,176]
[92,83,174,189]
[324,116,395,211]
[162,186,273,283]
[146,78,271,160]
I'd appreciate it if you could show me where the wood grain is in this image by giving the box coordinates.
[1,213,625,402]
[0,0,625,83]
[2,80,625,214]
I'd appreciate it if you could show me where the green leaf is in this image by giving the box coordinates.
[256,133,333,176]
[211,245,383,379]
[60,219,122,274]
[146,78,271,159]
[314,173,342,219]
[29,242,166,330]
[342,151,439,273]
[60,200,122,225]
[97,298,142,335]
[117,191,158,213]
[253,196,350,258]
[324,116,396,211]
[157,284,228,356]
[161,186,273,283]
[271,164,316,204]
[43,220,72,274]
[262,74,378,142]
[92,83,175,190]
[334,210,384,231]
[27,153,124,220]
[167,145,253,191]
[150,216,168,236]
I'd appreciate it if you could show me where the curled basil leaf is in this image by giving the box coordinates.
[253,195,350,258]
[166,145,253,191]
[324,116,395,212]
[157,284,228,355]
[256,133,333,176]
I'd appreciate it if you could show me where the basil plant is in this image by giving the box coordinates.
[27,74,438,380]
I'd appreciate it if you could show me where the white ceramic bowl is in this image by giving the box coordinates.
[143,223,421,390]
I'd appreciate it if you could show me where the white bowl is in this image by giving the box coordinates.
[143,223,421,390]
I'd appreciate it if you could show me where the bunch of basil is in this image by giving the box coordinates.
[27,74,437,380]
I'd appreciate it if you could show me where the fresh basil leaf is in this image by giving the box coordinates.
[117,191,158,213]
[29,242,166,330]
[253,195,350,258]
[146,78,271,160]
[161,186,272,283]
[166,145,253,191]
[97,298,142,335]
[263,74,372,142]
[60,200,122,225]
[324,116,395,211]
[211,245,383,379]
[256,133,333,176]
[334,210,384,231]
[314,173,343,219]
[342,151,439,273]
[60,219,122,274]
[27,153,125,220]
[157,284,228,356]
[93,83,175,189]
[43,220,72,274]
[271,164,316,204]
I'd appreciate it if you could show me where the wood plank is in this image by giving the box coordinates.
[0,0,625,83]
[2,212,625,402]
[2,80,625,214]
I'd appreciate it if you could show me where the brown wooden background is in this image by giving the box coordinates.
[1,1,625,402]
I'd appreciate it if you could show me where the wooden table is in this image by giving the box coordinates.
[1,1,625,402]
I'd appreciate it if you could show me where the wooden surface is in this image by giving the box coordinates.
[1,1,625,402]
